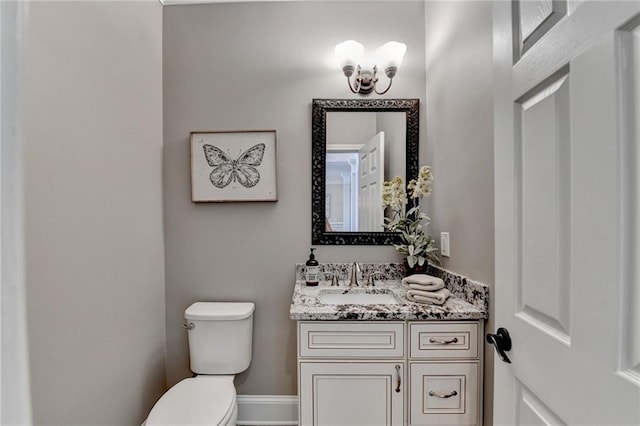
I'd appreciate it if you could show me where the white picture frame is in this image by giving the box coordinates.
[190,130,278,202]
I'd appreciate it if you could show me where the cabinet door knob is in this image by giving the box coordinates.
[486,327,512,363]
[395,364,401,393]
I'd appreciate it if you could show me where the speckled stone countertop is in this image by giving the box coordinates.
[289,262,489,321]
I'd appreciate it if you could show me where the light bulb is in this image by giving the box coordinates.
[375,41,407,71]
[334,40,364,70]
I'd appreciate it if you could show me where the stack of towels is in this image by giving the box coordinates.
[402,274,451,305]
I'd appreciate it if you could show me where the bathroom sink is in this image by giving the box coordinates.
[318,289,400,305]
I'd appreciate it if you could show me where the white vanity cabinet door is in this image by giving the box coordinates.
[409,361,480,426]
[299,362,405,426]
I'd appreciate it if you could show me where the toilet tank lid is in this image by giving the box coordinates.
[185,302,255,321]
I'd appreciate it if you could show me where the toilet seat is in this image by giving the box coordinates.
[145,375,237,426]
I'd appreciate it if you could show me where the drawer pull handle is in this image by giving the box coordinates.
[429,390,458,399]
[395,365,401,393]
[429,337,458,344]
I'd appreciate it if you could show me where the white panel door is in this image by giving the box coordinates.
[493,1,640,425]
[299,361,404,426]
[358,131,385,232]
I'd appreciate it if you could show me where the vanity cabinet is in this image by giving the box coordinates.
[297,320,483,426]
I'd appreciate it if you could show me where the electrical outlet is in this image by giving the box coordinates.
[440,232,450,257]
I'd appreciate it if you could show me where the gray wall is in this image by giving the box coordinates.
[16,0,497,422]
[163,1,426,394]
[424,1,495,424]
[23,2,166,424]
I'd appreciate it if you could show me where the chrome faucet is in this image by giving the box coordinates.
[349,262,361,287]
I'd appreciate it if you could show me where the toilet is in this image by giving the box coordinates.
[145,302,255,426]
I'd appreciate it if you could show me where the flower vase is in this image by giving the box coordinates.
[402,259,429,277]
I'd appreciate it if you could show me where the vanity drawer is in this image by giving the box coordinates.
[409,322,479,359]
[299,321,405,358]
[409,361,480,426]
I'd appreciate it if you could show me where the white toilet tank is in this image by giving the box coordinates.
[184,302,255,375]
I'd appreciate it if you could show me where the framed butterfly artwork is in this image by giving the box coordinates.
[190,130,278,202]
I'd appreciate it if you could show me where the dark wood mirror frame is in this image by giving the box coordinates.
[311,98,420,245]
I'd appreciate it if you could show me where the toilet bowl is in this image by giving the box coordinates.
[145,302,254,426]
[145,376,237,425]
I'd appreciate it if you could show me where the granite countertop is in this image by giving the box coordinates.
[289,263,489,321]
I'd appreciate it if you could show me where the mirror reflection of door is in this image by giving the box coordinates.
[326,111,404,233]
[326,132,385,232]
[358,132,384,232]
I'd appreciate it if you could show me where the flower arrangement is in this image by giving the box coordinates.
[381,165,439,269]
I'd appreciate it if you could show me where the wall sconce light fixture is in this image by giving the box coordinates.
[335,40,407,95]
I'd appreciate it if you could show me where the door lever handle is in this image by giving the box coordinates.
[486,328,512,364]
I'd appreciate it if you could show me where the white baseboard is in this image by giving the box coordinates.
[236,395,298,426]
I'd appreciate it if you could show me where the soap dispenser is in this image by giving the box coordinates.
[305,248,320,286]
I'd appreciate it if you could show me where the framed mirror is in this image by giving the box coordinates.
[312,98,419,244]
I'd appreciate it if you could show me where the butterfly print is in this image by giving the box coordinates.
[202,143,266,188]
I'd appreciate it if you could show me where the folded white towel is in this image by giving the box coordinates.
[406,288,451,305]
[401,274,445,291]
[405,282,445,292]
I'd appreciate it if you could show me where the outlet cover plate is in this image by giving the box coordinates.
[440,232,450,257]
